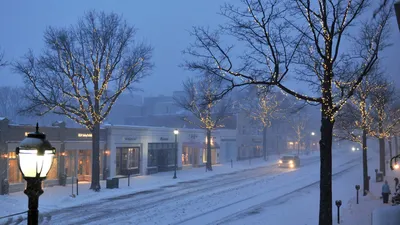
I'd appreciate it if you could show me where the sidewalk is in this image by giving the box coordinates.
[0,152,323,218]
[341,164,400,225]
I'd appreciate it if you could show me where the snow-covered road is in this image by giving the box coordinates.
[41,152,361,225]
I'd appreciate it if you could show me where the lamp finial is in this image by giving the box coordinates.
[36,122,39,133]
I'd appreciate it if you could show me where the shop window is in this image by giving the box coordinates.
[47,157,58,180]
[148,143,175,167]
[182,147,193,165]
[64,150,76,177]
[148,149,157,167]
[117,147,140,171]
[8,159,23,183]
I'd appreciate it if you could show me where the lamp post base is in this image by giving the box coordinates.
[24,178,44,225]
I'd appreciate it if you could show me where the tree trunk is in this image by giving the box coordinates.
[389,137,393,160]
[395,136,399,156]
[297,140,300,156]
[206,128,212,171]
[362,129,369,196]
[379,122,386,176]
[263,126,267,161]
[318,112,334,225]
[90,122,101,191]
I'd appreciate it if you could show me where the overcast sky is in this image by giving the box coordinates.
[0,1,399,97]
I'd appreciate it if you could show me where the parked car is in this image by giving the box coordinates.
[278,155,300,168]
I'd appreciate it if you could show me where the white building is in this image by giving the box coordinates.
[105,125,236,177]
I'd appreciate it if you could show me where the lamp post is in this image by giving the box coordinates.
[173,129,179,179]
[15,123,56,225]
[310,132,315,153]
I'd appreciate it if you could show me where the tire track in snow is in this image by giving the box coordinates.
[176,159,365,225]
[48,157,321,224]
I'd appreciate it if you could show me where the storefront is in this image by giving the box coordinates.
[147,142,176,173]
[116,147,140,175]
[0,119,107,193]
[105,125,146,177]
[181,131,205,168]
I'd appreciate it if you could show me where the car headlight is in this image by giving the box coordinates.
[289,160,293,164]
[279,160,282,164]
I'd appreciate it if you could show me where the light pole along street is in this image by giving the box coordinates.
[15,123,56,225]
[173,129,179,179]
[390,1,400,170]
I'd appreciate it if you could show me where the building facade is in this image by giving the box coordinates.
[0,118,107,194]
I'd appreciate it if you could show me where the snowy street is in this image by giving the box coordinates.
[37,152,361,225]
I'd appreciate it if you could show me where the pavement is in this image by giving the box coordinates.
[341,165,400,225]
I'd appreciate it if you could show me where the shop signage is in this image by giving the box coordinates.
[189,134,198,140]
[78,133,92,138]
[123,136,138,141]
[160,137,169,141]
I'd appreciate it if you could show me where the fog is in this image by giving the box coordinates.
[1,1,398,98]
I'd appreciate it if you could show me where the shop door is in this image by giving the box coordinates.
[193,148,199,166]
[157,150,169,172]
[77,150,91,181]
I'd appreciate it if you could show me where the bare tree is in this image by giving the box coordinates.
[291,112,308,156]
[334,69,385,195]
[0,86,26,122]
[175,76,231,171]
[0,46,7,68]
[369,81,400,176]
[183,1,392,224]
[239,86,281,160]
[13,11,153,191]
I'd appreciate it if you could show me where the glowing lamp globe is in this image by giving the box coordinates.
[174,129,179,135]
[15,124,56,179]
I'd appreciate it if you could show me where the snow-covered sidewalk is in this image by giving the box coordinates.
[0,152,323,218]
[341,161,400,225]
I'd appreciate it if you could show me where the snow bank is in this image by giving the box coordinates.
[372,205,400,225]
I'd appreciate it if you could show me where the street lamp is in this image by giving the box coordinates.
[15,123,56,225]
[173,129,179,179]
[311,132,315,136]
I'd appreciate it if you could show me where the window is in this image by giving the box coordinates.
[148,143,175,167]
[117,147,140,170]
[148,148,157,167]
[8,158,23,183]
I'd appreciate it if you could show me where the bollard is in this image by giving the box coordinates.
[128,174,131,187]
[76,178,79,196]
[231,159,233,168]
[355,185,360,204]
[335,200,342,224]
